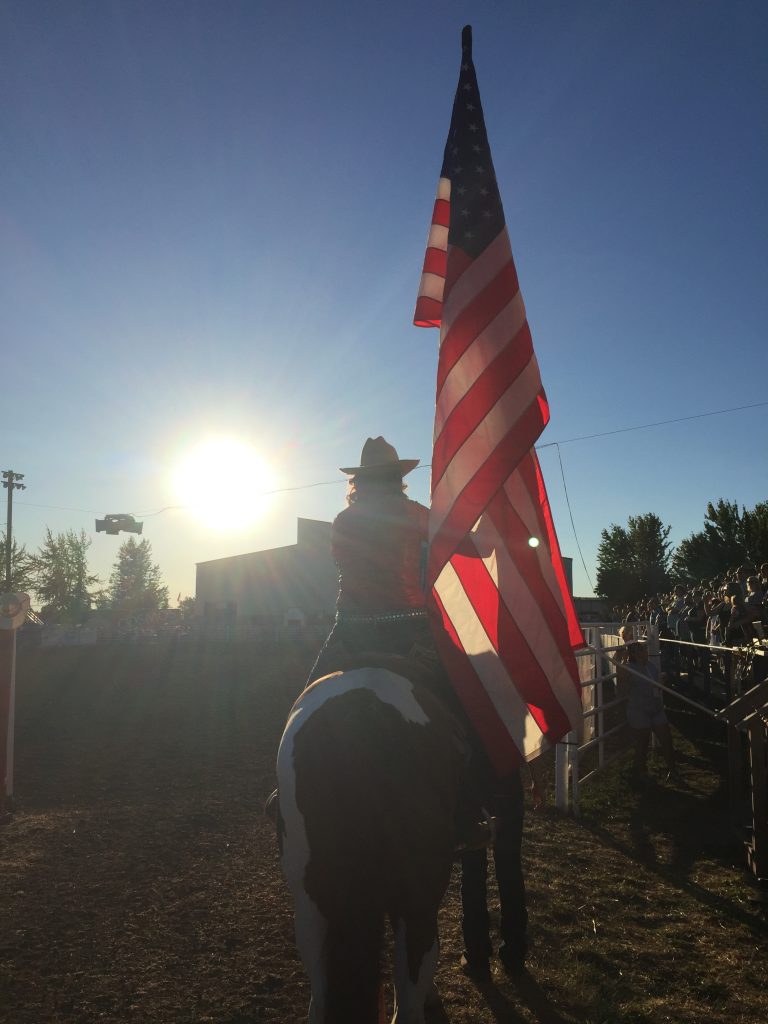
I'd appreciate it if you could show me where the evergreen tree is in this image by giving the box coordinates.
[595,513,672,607]
[0,533,36,594]
[31,528,101,623]
[103,537,169,619]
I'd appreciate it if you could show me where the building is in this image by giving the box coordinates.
[194,519,595,629]
[195,518,338,627]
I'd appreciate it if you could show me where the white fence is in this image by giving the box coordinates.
[553,622,734,814]
[555,622,659,816]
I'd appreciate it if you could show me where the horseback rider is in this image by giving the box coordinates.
[268,437,478,826]
[275,436,533,976]
[306,436,436,684]
[305,437,497,842]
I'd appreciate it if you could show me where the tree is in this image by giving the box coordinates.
[672,499,768,583]
[742,500,768,568]
[0,533,36,594]
[595,513,672,607]
[178,596,197,620]
[31,528,101,623]
[102,537,169,619]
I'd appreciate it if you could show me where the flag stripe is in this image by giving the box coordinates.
[436,261,521,396]
[432,564,546,757]
[431,196,451,228]
[431,362,548,508]
[422,247,447,278]
[505,454,582,647]
[456,513,578,709]
[484,497,582,700]
[418,271,448,302]
[429,397,550,581]
[426,223,449,252]
[414,180,452,327]
[442,230,515,334]
[434,554,573,764]
[435,289,528,434]
[434,321,535,460]
[503,459,570,617]
[448,536,572,739]
[413,297,443,329]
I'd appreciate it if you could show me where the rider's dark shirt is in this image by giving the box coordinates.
[332,495,428,612]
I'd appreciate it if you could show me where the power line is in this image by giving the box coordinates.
[553,443,594,594]
[138,478,346,517]
[535,400,768,449]
[13,397,766,518]
[14,501,101,514]
[16,480,349,519]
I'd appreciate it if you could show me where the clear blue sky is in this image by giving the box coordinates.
[2,0,766,602]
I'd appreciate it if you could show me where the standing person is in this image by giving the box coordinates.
[674,592,695,692]
[710,585,733,693]
[746,576,765,624]
[665,585,686,686]
[665,585,686,637]
[736,565,752,598]
[725,584,757,646]
[648,595,665,630]
[620,640,678,783]
[683,591,707,687]
[701,591,718,689]
[459,754,543,978]
[705,591,721,648]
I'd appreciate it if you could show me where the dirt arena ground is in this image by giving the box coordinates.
[1,641,766,1023]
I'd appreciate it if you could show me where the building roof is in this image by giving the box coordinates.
[195,518,331,568]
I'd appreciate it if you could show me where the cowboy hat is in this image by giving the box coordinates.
[340,436,420,476]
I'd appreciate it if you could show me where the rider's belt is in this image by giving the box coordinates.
[336,608,428,625]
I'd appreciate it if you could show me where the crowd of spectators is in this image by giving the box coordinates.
[610,562,768,694]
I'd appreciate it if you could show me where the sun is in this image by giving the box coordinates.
[173,438,277,530]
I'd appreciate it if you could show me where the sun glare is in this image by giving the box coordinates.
[173,438,277,530]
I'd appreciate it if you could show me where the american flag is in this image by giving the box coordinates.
[415,25,583,774]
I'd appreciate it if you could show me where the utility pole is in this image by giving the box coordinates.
[2,471,26,591]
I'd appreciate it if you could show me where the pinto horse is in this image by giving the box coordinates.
[276,664,466,1024]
